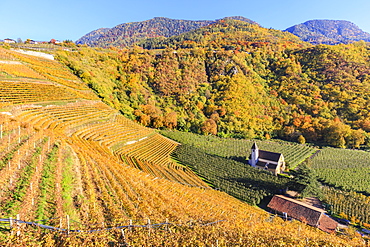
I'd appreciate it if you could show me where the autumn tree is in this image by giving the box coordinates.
[201,119,217,135]
[324,121,351,148]
[164,112,177,129]
[346,129,365,149]
[297,135,306,144]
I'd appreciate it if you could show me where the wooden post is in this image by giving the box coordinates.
[121,229,127,244]
[283,212,288,221]
[129,219,133,231]
[59,217,63,231]
[147,218,151,236]
[9,217,13,235]
[66,215,70,235]
[16,214,20,236]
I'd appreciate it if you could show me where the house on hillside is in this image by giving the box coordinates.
[29,40,38,44]
[4,38,16,44]
[248,142,285,175]
[267,195,338,233]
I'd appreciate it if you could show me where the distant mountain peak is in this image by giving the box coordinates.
[76,16,259,47]
[285,19,370,44]
[220,16,259,25]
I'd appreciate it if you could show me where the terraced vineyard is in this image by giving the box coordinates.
[0,116,362,246]
[0,46,363,246]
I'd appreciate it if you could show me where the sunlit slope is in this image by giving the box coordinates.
[0,116,363,246]
[0,48,96,105]
[0,47,363,245]
[0,47,205,187]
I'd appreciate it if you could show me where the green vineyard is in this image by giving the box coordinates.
[161,130,317,169]
[311,147,370,194]
[0,46,364,246]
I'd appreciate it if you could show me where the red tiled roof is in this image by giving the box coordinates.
[318,214,338,233]
[267,195,338,233]
[267,195,337,233]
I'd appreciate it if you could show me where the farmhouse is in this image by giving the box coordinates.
[29,40,38,44]
[267,195,338,233]
[248,142,285,175]
[4,38,16,44]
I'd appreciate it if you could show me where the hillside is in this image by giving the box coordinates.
[285,20,370,44]
[162,130,370,228]
[76,16,258,47]
[0,46,363,245]
[139,18,306,49]
[60,19,370,149]
[162,130,316,205]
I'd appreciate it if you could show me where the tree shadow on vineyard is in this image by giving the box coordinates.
[229,156,248,164]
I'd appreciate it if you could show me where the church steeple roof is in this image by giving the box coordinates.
[251,142,258,150]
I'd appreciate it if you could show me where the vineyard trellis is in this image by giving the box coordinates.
[311,147,370,194]
[0,216,225,234]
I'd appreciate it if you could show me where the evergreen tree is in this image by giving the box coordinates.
[287,161,323,199]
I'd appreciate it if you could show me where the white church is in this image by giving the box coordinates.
[248,142,286,175]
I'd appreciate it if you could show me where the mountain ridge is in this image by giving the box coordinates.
[285,19,370,44]
[76,16,258,47]
[77,17,370,47]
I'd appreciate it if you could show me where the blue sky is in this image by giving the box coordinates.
[1,0,369,42]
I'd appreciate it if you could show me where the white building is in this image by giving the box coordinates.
[248,142,286,175]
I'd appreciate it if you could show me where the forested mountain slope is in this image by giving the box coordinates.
[285,20,370,44]
[59,19,370,148]
[0,47,362,245]
[76,16,258,47]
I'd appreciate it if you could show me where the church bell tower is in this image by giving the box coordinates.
[250,142,259,167]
